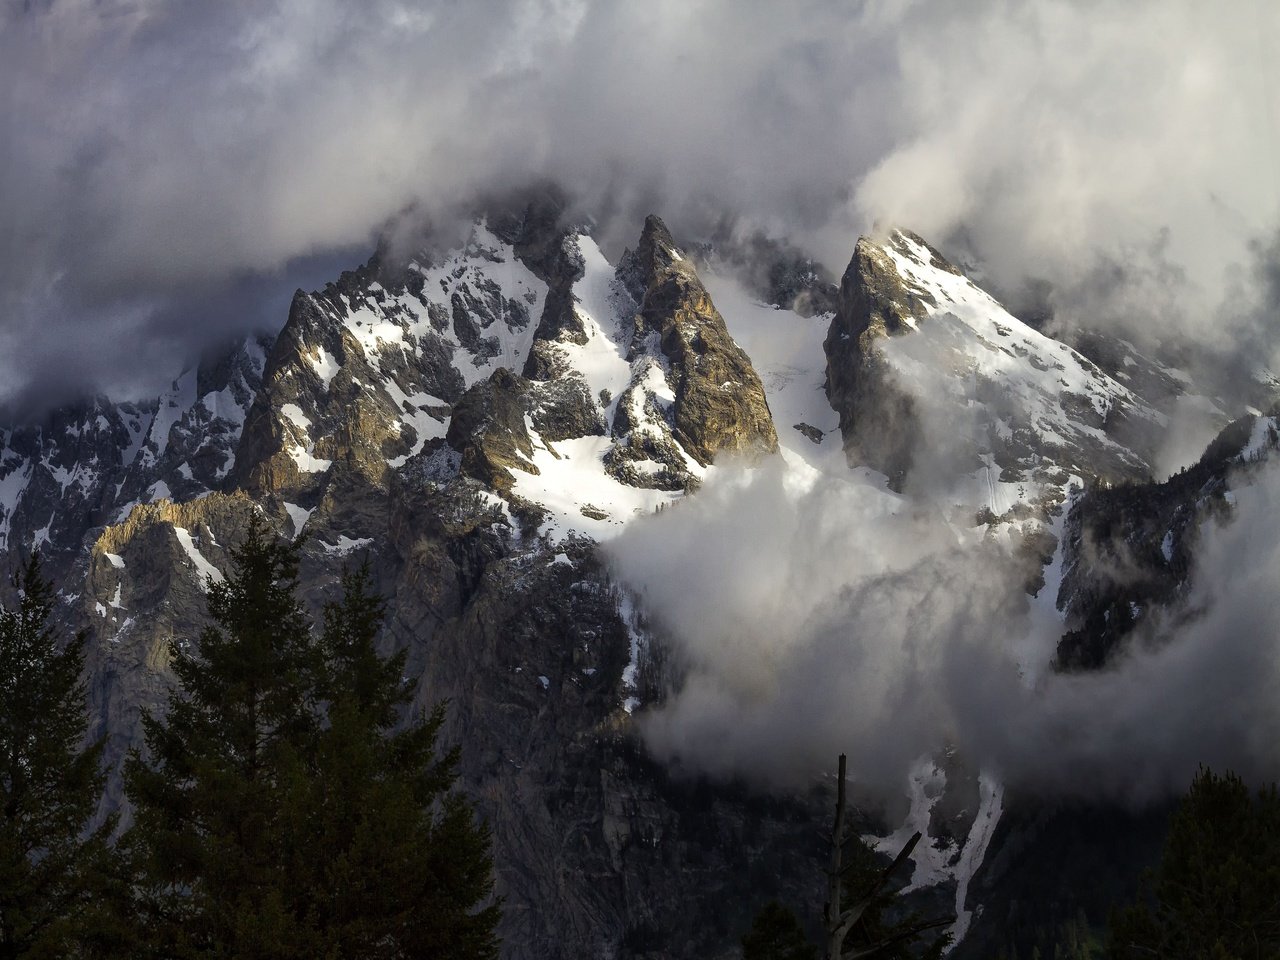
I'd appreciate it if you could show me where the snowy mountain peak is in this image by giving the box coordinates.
[3,197,1264,960]
[225,210,785,543]
[826,228,1164,518]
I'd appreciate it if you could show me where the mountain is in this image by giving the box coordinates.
[3,190,1276,959]
[1055,410,1279,671]
[0,337,270,576]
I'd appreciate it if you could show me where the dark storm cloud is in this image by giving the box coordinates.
[2,0,1277,408]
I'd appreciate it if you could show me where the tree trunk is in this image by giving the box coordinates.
[824,754,848,960]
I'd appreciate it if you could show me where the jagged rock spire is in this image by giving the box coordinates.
[622,215,779,467]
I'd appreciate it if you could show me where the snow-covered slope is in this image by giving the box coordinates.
[826,230,1164,522]
[0,335,269,573]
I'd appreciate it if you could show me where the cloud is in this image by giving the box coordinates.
[607,455,1280,805]
[606,460,1038,795]
[986,459,1280,801]
[2,0,1277,409]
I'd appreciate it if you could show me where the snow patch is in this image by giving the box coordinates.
[381,378,449,467]
[704,270,843,474]
[145,369,198,462]
[868,758,956,892]
[279,404,332,474]
[950,775,1004,948]
[173,526,224,589]
[283,502,314,540]
[550,236,636,408]
[310,347,341,389]
[320,535,374,556]
[511,435,682,543]
[0,459,33,547]
[1241,415,1278,461]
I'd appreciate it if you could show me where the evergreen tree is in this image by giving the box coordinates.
[0,555,113,959]
[124,516,320,957]
[1107,767,1280,960]
[124,517,499,958]
[277,561,499,958]
[742,902,816,960]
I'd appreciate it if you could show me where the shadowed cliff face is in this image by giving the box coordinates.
[823,233,936,489]
[1055,411,1279,671]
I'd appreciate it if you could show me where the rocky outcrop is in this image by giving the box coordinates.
[604,378,695,492]
[1055,412,1277,669]
[823,233,936,487]
[233,289,415,499]
[445,368,538,494]
[526,377,607,442]
[824,229,1160,496]
[625,216,778,467]
[80,492,263,807]
[380,456,827,960]
[521,235,590,382]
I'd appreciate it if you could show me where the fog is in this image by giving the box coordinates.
[607,453,1280,804]
[2,0,1277,409]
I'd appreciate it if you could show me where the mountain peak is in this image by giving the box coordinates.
[635,214,690,284]
[827,226,1161,499]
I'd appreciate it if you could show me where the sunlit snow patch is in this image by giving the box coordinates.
[282,502,314,540]
[511,435,684,543]
[279,404,332,474]
[320,535,375,556]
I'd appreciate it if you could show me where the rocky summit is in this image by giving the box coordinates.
[2,193,1278,960]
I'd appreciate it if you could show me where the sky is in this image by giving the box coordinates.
[2,0,1279,415]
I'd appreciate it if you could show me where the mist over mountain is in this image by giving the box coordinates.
[3,3,1279,958]
[0,180,1274,959]
[3,0,1278,413]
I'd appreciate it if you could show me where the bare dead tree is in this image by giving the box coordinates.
[823,754,955,960]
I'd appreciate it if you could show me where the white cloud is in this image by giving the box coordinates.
[609,453,1280,804]
[1,0,1276,407]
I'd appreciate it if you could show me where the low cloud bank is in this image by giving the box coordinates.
[608,457,1280,805]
